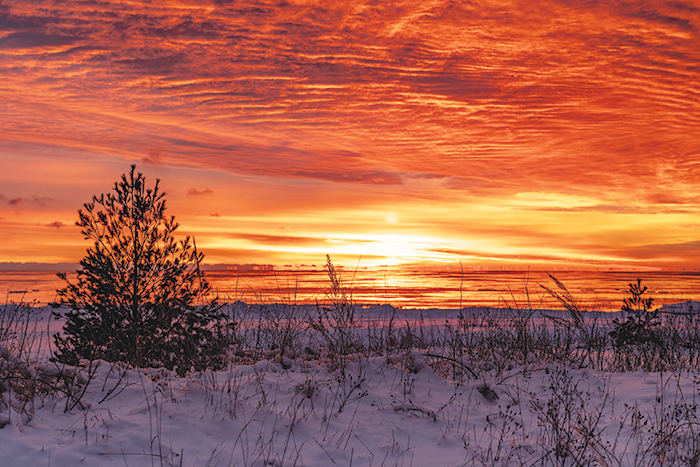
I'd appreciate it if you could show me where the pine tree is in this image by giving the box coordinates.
[53,165,232,374]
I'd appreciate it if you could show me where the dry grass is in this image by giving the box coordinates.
[3,271,700,465]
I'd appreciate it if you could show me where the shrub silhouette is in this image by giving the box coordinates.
[53,165,232,375]
[609,278,660,348]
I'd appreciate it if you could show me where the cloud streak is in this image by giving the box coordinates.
[187,188,214,196]
[1,1,697,192]
[1,0,699,268]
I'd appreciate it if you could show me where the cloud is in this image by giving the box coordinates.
[599,241,700,262]
[227,233,323,246]
[645,191,688,205]
[406,173,448,180]
[4,195,54,207]
[8,197,28,206]
[146,19,225,40]
[522,203,698,215]
[2,0,700,270]
[291,169,404,185]
[427,247,581,264]
[224,232,376,248]
[526,205,643,214]
[32,196,55,206]
[0,32,81,49]
[627,8,697,33]
[143,150,164,166]
[1,0,697,199]
[116,53,188,75]
[46,221,66,228]
[0,7,52,32]
[187,188,214,196]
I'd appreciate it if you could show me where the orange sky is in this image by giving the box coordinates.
[1,0,699,270]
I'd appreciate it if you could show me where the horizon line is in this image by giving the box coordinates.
[1,261,697,273]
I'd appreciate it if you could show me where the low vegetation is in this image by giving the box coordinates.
[3,264,700,465]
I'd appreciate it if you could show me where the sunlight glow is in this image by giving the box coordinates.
[2,0,699,271]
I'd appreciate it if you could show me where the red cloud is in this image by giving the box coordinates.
[187,188,214,196]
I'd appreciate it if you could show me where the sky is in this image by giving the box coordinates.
[1,0,699,271]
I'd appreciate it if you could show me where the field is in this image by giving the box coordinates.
[2,276,700,467]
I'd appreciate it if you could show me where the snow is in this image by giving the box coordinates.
[2,305,700,466]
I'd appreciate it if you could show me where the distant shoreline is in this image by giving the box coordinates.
[3,268,699,311]
[2,262,699,273]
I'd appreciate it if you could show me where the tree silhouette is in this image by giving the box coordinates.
[53,165,231,374]
[610,279,660,349]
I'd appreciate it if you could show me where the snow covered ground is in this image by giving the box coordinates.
[2,304,700,466]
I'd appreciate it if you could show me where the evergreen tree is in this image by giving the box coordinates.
[53,165,231,374]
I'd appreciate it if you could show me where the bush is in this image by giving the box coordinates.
[610,278,660,349]
[53,165,232,375]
